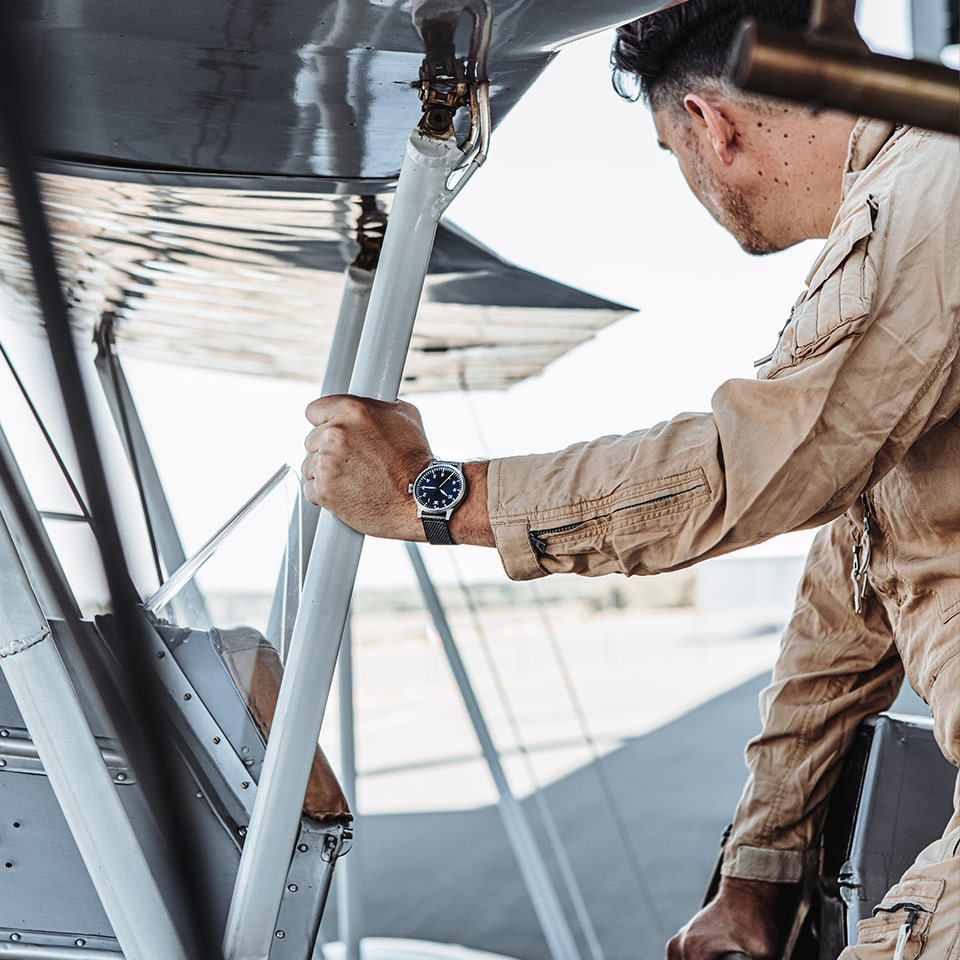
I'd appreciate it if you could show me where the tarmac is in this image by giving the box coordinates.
[314,604,928,960]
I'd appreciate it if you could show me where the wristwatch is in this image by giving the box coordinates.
[409,460,467,545]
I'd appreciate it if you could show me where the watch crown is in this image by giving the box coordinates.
[408,483,414,493]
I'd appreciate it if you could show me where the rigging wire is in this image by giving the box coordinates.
[96,326,165,588]
[449,552,606,960]
[0,339,92,520]
[460,388,669,940]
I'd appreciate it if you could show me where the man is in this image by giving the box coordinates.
[301,1,960,956]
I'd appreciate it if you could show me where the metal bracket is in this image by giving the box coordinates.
[0,928,122,958]
[269,820,352,960]
[0,727,134,784]
[413,0,492,202]
[807,0,866,50]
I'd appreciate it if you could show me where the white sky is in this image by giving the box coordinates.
[0,0,913,599]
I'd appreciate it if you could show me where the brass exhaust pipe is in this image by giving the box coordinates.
[728,20,960,136]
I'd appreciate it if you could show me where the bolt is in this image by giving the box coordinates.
[275,931,286,940]
[115,772,127,782]
[241,781,250,789]
[157,650,165,659]
[183,693,191,701]
[297,844,308,853]
[241,745,250,754]
[424,107,451,133]
[76,940,86,947]
[196,791,203,799]
[287,883,298,893]
[0,760,6,768]
[10,933,21,942]
[238,826,247,837]
[244,758,254,766]
[0,729,8,737]
[212,736,220,744]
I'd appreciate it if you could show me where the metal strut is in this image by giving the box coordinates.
[222,6,493,957]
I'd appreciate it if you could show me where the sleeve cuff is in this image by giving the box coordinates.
[721,845,819,883]
[487,458,548,582]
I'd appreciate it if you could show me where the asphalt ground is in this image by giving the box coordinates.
[312,601,930,960]
[316,675,926,960]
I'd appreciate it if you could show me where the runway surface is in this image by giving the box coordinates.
[317,672,925,960]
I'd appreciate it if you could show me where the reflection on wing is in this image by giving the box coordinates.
[0,173,633,391]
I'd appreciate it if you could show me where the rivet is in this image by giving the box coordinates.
[297,844,308,853]
[0,759,6,767]
[183,693,192,701]
[275,931,286,939]
[241,745,250,754]
[10,933,21,942]
[0,729,8,737]
[212,736,220,744]
[238,826,247,837]
[76,940,86,947]
[115,772,127,782]
[287,883,298,892]
[241,781,250,789]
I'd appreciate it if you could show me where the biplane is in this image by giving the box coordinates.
[0,1,957,959]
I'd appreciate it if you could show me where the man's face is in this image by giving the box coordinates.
[653,105,784,256]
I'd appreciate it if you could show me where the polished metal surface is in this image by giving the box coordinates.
[14,0,668,183]
[1,1,649,390]
[0,172,632,391]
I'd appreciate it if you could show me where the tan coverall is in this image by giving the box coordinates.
[485,118,960,956]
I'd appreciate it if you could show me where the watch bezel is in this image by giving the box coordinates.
[409,461,467,517]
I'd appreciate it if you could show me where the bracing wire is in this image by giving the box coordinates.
[460,389,669,941]
[100,341,166,588]
[530,581,668,941]
[0,339,91,520]
[449,552,606,960]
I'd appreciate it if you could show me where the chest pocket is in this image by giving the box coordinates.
[759,198,880,380]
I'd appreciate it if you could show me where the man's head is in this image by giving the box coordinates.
[612,1,858,253]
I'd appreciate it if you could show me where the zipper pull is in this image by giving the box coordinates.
[851,539,863,614]
[851,493,873,615]
[893,904,920,960]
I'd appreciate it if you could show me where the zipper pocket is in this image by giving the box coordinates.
[529,483,706,555]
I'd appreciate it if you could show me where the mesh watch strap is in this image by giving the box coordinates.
[422,515,455,545]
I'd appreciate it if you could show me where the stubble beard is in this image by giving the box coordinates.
[691,151,781,257]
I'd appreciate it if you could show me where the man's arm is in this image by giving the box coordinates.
[667,518,904,960]
[303,133,958,578]
[301,395,494,544]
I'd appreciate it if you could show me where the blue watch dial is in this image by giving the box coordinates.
[413,464,464,511]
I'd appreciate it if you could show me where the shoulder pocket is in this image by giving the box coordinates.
[760,199,880,379]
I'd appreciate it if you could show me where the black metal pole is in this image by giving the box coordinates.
[0,10,221,959]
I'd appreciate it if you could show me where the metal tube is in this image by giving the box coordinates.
[0,424,77,618]
[406,543,583,960]
[223,128,466,960]
[0,512,189,960]
[729,21,960,136]
[94,334,212,626]
[336,612,362,960]
[267,264,375,652]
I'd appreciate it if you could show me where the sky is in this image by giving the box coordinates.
[0,0,917,602]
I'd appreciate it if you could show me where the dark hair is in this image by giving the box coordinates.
[611,0,814,107]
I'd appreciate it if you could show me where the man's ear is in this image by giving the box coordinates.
[683,94,736,165]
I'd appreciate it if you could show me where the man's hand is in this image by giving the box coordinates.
[301,395,494,546]
[665,877,780,960]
